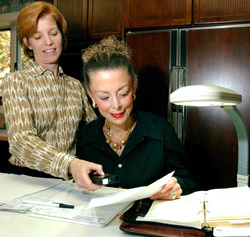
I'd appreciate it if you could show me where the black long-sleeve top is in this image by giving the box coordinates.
[76,111,198,195]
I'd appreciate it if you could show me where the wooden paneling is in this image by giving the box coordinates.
[55,0,124,39]
[185,26,250,189]
[125,0,192,28]
[193,0,250,24]
[88,0,124,39]
[54,0,88,39]
[127,31,170,118]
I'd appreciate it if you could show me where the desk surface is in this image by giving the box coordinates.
[0,173,138,237]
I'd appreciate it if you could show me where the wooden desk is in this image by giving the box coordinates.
[0,130,8,141]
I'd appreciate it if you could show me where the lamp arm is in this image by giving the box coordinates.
[222,106,249,187]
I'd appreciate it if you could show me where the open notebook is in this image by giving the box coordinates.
[139,186,250,230]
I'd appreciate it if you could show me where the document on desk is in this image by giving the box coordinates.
[29,184,131,227]
[0,171,173,227]
[0,182,130,227]
[87,171,174,208]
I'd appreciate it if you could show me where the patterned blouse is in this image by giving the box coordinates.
[2,60,96,179]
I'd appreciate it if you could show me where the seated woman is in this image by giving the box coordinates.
[76,36,198,200]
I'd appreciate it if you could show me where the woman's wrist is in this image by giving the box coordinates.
[68,157,79,175]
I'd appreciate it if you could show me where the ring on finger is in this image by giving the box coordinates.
[171,192,176,200]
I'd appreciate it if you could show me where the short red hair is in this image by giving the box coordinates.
[17,1,67,58]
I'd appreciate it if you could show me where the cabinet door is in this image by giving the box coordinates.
[54,0,88,39]
[193,0,250,25]
[88,0,124,39]
[125,0,192,29]
[127,31,171,118]
[184,25,250,189]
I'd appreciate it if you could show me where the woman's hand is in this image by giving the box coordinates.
[150,177,182,200]
[69,158,104,190]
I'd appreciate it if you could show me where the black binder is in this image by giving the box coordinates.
[120,198,213,237]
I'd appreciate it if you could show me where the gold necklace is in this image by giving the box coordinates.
[104,120,134,152]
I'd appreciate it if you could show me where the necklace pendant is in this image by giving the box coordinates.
[106,139,111,144]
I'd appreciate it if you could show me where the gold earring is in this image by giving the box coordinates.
[133,94,136,101]
[92,101,97,108]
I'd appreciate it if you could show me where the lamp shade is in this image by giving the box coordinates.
[170,84,249,186]
[170,85,242,107]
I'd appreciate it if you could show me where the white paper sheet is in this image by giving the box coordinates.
[1,181,130,227]
[213,225,250,236]
[87,171,174,208]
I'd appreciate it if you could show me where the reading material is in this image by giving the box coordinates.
[87,171,174,208]
[140,186,250,230]
[0,181,130,227]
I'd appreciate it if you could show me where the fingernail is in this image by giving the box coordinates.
[161,188,166,193]
[150,195,156,200]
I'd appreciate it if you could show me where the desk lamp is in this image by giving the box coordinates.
[170,85,249,187]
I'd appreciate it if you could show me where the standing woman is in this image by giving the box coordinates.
[2,1,103,190]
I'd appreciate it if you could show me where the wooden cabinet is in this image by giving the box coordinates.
[54,0,250,40]
[54,0,124,40]
[53,0,250,40]
[125,0,250,29]
[88,0,124,39]
[125,0,192,29]
[127,31,171,118]
[54,0,87,39]
[193,0,250,25]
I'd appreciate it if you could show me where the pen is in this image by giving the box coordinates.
[22,200,74,209]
